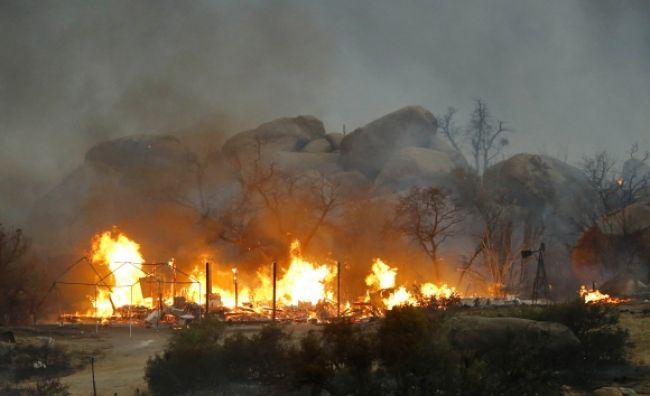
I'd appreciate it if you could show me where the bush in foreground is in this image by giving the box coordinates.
[145,302,631,395]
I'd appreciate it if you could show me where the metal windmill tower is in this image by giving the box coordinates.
[521,242,550,303]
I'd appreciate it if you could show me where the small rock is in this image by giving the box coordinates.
[593,387,637,396]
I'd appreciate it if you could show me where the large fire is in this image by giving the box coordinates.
[366,258,397,290]
[578,285,629,304]
[83,230,459,321]
[90,231,152,317]
[275,241,335,305]
[365,258,457,310]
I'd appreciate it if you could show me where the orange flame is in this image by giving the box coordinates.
[365,258,457,310]
[365,258,397,290]
[578,285,629,304]
[90,231,151,317]
[85,231,460,319]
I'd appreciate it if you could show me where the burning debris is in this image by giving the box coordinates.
[578,285,630,304]
[56,229,465,325]
[365,258,457,310]
[90,231,150,317]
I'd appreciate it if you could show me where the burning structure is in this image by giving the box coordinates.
[52,229,463,325]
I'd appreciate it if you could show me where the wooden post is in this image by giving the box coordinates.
[233,268,238,310]
[272,261,277,322]
[156,279,162,328]
[94,286,98,333]
[129,285,133,338]
[337,261,341,319]
[171,258,176,299]
[205,261,211,318]
[91,356,97,396]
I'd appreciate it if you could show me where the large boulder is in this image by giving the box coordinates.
[483,154,589,214]
[325,133,344,150]
[27,135,207,252]
[301,138,332,153]
[85,135,196,173]
[593,387,638,396]
[374,147,459,192]
[222,116,326,160]
[339,106,466,179]
[446,316,581,355]
[270,151,341,175]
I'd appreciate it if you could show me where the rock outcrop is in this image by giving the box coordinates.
[374,147,459,192]
[222,116,326,160]
[339,106,466,179]
[446,316,581,356]
[483,154,589,214]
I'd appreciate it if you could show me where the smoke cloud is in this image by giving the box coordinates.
[1,0,649,225]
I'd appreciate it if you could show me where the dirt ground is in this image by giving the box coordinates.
[53,325,171,396]
[57,322,315,396]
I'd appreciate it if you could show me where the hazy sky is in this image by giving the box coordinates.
[1,0,649,224]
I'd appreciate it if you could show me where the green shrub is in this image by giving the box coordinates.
[145,302,632,395]
[290,330,332,393]
[458,330,560,396]
[145,321,290,396]
[289,320,377,395]
[377,306,461,395]
[145,318,228,395]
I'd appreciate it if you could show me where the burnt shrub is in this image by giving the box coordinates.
[27,378,71,396]
[1,377,70,396]
[11,341,72,381]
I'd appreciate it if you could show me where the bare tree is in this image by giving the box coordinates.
[571,145,650,276]
[0,225,29,324]
[221,137,341,251]
[393,187,464,281]
[437,107,462,153]
[576,147,649,232]
[301,175,340,249]
[466,99,510,174]
[165,156,221,221]
[458,194,544,297]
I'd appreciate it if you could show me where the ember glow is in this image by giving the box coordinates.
[578,285,629,304]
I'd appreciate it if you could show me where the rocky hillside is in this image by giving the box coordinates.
[26,105,605,292]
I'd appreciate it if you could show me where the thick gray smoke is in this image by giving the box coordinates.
[0,0,335,224]
[1,0,649,225]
